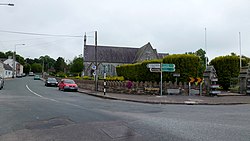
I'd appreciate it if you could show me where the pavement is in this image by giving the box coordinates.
[78,88,250,105]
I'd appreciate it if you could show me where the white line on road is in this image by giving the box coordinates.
[26,85,59,102]
[26,85,85,109]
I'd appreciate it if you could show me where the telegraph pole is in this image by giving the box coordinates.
[239,32,242,69]
[83,33,87,76]
[95,31,98,91]
[204,27,207,68]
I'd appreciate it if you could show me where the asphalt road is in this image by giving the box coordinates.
[0,77,250,141]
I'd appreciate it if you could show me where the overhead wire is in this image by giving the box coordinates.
[0,30,83,38]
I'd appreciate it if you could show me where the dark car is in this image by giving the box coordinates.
[45,77,58,87]
[58,79,78,92]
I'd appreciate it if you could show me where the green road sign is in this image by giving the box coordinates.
[162,64,175,72]
[162,67,175,72]
[162,64,175,69]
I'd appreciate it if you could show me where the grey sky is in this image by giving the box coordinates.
[0,0,249,61]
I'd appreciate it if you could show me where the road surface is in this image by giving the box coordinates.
[0,77,250,141]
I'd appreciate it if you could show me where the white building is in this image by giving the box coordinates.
[0,62,4,78]
[4,64,13,78]
[3,58,23,77]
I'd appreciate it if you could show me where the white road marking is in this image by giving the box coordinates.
[26,85,59,102]
[26,85,84,108]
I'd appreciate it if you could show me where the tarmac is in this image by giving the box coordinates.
[78,88,250,105]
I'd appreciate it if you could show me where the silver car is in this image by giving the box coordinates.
[0,77,4,90]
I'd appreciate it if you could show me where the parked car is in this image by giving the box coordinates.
[45,77,58,87]
[16,74,22,78]
[29,72,34,76]
[0,77,4,90]
[58,79,78,92]
[34,75,40,80]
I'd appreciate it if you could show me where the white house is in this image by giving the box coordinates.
[4,64,13,78]
[0,62,4,78]
[3,58,23,77]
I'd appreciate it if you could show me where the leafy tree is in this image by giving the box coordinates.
[23,63,31,74]
[5,51,13,58]
[39,55,56,72]
[210,55,248,90]
[31,63,42,73]
[16,54,25,65]
[69,56,84,75]
[0,52,6,58]
[54,57,66,73]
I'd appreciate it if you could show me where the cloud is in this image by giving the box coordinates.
[0,0,249,61]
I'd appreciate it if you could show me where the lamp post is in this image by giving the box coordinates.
[12,44,25,78]
[0,3,14,6]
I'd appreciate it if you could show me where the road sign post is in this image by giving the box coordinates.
[147,63,175,96]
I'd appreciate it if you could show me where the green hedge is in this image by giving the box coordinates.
[117,54,202,82]
[210,55,247,90]
[163,54,202,82]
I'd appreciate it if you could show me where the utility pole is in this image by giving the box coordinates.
[95,31,98,91]
[239,32,242,69]
[83,33,87,76]
[204,27,207,68]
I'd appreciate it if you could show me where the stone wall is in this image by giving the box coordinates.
[73,79,203,95]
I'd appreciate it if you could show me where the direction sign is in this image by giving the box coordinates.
[162,68,175,72]
[189,77,195,83]
[162,64,175,72]
[162,64,175,69]
[173,73,180,77]
[150,68,161,72]
[147,63,161,68]
[196,77,202,83]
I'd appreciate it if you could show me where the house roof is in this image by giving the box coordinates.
[84,45,138,63]
[4,64,12,70]
[158,53,169,59]
[84,42,168,63]
[133,42,158,62]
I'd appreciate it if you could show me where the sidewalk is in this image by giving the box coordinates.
[78,88,250,105]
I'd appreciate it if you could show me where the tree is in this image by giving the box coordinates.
[69,56,84,75]
[31,63,42,73]
[39,55,56,72]
[54,57,66,73]
[23,63,31,74]
[195,49,206,76]
[210,55,248,90]
[0,52,6,58]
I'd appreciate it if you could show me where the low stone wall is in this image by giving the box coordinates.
[72,79,203,95]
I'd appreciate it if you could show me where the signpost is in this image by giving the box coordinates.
[150,68,161,72]
[189,77,203,96]
[162,64,175,72]
[147,63,161,68]
[147,63,176,96]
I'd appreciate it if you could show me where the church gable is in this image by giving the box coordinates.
[134,42,159,62]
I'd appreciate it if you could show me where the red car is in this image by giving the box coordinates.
[58,79,78,92]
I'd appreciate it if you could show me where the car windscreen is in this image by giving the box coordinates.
[64,79,75,84]
[48,78,57,81]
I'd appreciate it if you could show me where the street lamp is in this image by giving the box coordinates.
[12,44,25,78]
[0,3,14,6]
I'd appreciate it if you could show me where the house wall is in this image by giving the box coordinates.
[137,48,158,62]
[4,70,12,78]
[84,62,122,77]
[0,63,4,78]
[3,59,23,76]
